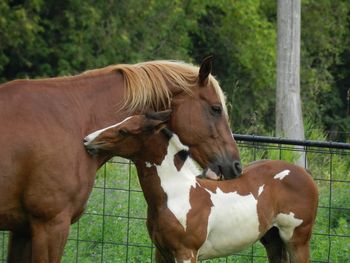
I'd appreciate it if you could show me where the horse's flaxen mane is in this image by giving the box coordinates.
[84,60,227,113]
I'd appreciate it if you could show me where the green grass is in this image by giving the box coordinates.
[58,145,349,262]
[1,148,349,263]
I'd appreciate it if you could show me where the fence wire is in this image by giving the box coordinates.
[0,136,349,262]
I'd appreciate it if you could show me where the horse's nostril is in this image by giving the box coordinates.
[233,160,242,176]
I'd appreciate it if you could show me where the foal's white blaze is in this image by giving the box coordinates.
[198,188,260,259]
[84,117,133,144]
[273,169,290,180]
[156,134,202,231]
[258,184,265,196]
[273,212,303,241]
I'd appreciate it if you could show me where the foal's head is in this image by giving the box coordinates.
[84,110,172,163]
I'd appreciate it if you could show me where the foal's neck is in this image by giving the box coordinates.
[134,132,202,208]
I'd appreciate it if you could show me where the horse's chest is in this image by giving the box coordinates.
[197,189,260,259]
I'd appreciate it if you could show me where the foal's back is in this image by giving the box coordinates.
[196,159,318,261]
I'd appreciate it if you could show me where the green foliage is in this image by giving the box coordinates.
[59,123,350,262]
[0,0,201,80]
[55,140,349,262]
[189,0,276,134]
[300,0,350,139]
[0,0,349,136]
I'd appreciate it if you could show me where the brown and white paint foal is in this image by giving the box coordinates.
[84,111,318,263]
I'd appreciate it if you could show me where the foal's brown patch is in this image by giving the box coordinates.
[173,150,189,171]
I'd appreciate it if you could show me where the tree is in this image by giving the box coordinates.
[301,0,350,141]
[189,0,276,134]
[276,0,305,166]
[0,0,201,81]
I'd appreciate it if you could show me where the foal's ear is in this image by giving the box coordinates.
[198,55,213,86]
[145,110,172,122]
[145,110,172,133]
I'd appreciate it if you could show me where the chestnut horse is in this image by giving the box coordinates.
[84,111,319,263]
[0,57,241,262]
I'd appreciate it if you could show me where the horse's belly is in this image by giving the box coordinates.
[198,189,260,259]
[0,208,27,231]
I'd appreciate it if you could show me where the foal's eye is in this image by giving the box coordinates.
[119,129,129,136]
[210,105,222,115]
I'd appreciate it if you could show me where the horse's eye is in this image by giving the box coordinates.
[119,129,129,136]
[211,105,222,115]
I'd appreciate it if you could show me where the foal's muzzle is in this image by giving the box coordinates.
[84,138,101,156]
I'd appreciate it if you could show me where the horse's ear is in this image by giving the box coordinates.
[198,55,213,86]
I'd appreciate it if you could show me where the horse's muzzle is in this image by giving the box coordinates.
[222,160,242,179]
[206,159,242,180]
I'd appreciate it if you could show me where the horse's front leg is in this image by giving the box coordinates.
[29,211,71,263]
[7,231,32,263]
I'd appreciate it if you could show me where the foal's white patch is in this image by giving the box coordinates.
[145,162,153,168]
[273,169,290,180]
[178,260,191,263]
[273,212,303,242]
[156,134,202,231]
[198,188,260,259]
[84,117,133,144]
[258,184,265,196]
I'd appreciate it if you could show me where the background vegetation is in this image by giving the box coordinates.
[1,0,349,140]
[0,1,349,261]
[3,127,347,262]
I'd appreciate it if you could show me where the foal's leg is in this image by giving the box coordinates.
[174,249,198,263]
[155,248,175,263]
[30,212,71,263]
[260,227,289,263]
[7,231,32,263]
[288,242,310,263]
[286,224,312,263]
[155,248,198,263]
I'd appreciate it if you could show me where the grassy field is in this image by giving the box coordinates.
[1,144,349,262]
[60,143,349,263]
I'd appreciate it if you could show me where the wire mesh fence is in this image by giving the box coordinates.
[1,135,349,262]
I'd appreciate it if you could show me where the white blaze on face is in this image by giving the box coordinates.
[156,134,201,231]
[84,117,133,145]
[273,169,290,180]
[198,188,260,259]
[273,212,303,241]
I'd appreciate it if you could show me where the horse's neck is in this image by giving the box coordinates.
[79,72,128,126]
[76,72,130,166]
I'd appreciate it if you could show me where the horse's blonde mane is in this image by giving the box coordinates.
[84,60,226,113]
